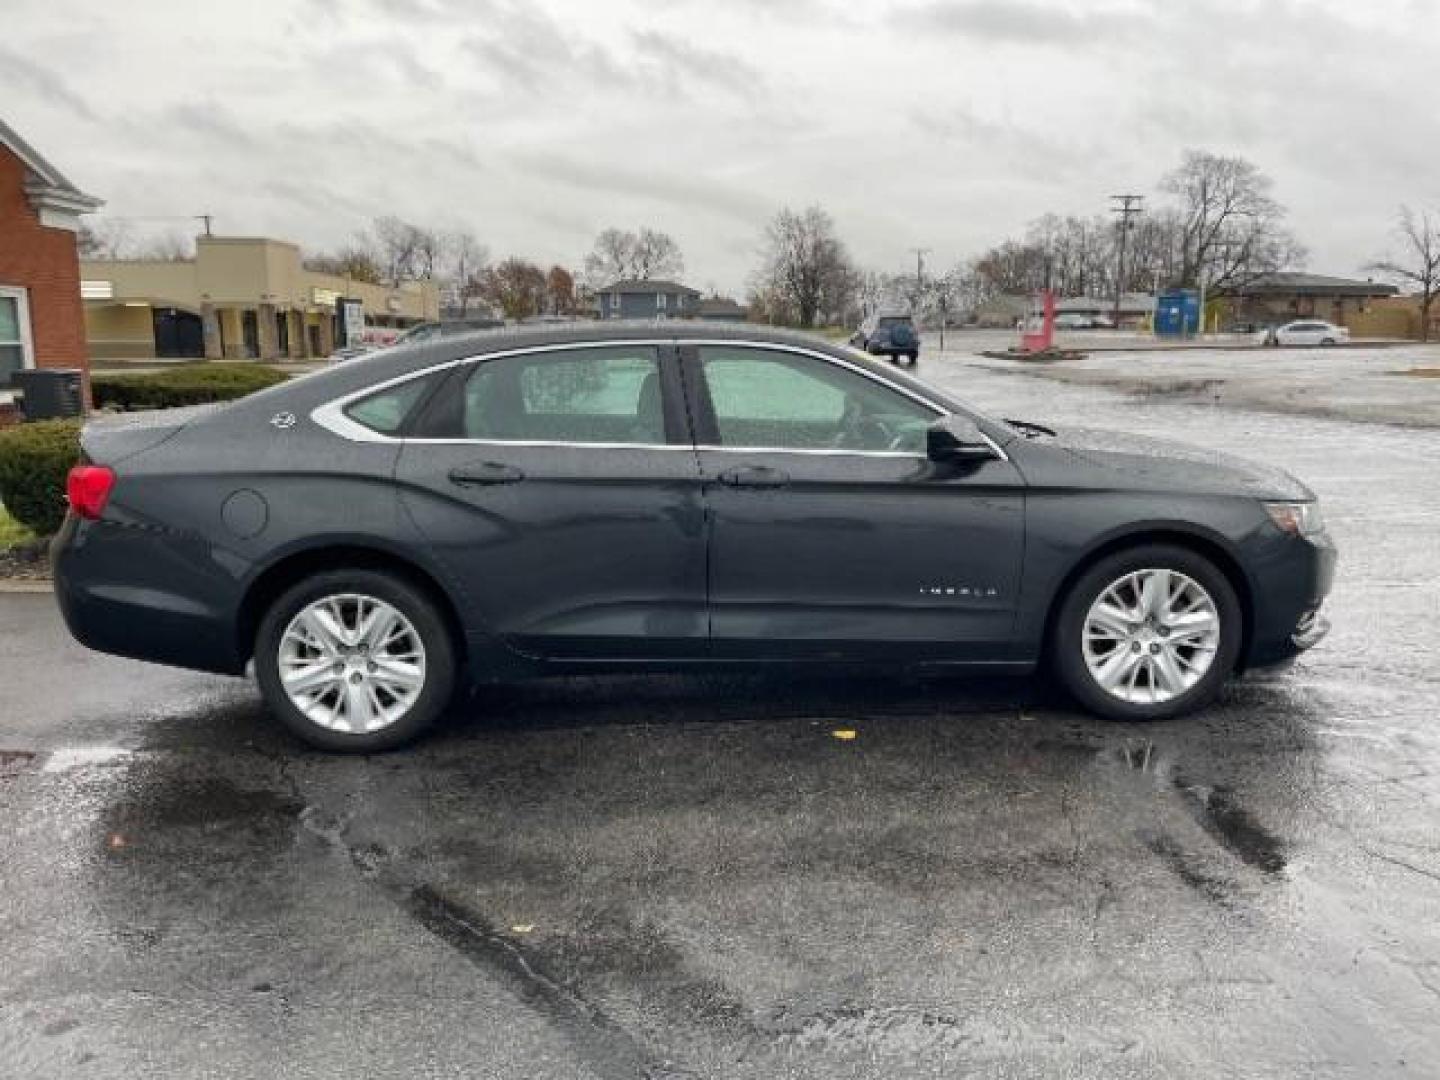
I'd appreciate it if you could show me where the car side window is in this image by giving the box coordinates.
[344,373,438,434]
[698,346,936,453]
[461,345,667,445]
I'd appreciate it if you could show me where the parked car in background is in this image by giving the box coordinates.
[851,312,920,364]
[1263,320,1350,346]
[520,314,579,326]
[327,344,375,364]
[1054,313,1116,331]
[397,317,506,345]
[52,325,1334,751]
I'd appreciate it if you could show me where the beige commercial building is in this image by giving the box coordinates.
[82,236,440,362]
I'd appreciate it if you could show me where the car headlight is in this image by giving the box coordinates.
[1264,501,1325,537]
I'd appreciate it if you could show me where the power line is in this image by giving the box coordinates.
[1110,194,1144,327]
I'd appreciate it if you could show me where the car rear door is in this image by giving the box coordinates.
[393,340,708,661]
[681,341,1026,662]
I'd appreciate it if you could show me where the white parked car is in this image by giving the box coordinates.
[1264,320,1350,347]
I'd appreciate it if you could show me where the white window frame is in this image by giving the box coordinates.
[609,292,621,313]
[656,291,667,311]
[0,285,36,404]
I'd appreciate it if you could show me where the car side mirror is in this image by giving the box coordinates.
[926,415,996,463]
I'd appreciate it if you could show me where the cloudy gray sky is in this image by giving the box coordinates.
[5,0,1438,292]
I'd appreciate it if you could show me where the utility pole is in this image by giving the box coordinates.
[1110,195,1144,328]
[195,214,214,237]
[909,247,931,311]
[910,247,933,336]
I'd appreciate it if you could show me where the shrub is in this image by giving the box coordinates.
[0,419,82,536]
[92,363,288,411]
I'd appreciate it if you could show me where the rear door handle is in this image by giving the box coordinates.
[448,462,525,487]
[717,465,790,489]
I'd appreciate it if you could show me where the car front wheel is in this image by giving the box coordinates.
[1052,545,1242,721]
[255,569,457,751]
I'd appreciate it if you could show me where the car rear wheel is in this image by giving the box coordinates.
[1052,544,1241,721]
[255,569,457,751]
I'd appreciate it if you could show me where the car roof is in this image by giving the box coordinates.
[201,320,1002,446]
[250,322,910,406]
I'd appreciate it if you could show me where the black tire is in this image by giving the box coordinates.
[255,568,457,751]
[906,352,919,365]
[1051,544,1242,722]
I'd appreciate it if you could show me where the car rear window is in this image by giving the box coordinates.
[878,317,913,328]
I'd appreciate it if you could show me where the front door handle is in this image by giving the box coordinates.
[448,461,525,487]
[717,465,790,489]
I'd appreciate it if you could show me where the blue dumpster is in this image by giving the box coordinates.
[1154,290,1200,337]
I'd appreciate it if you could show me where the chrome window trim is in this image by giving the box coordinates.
[311,339,673,445]
[310,336,1007,462]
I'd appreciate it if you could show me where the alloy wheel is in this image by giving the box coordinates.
[277,593,427,733]
[1081,568,1221,705]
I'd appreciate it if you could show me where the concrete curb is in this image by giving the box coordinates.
[0,579,53,594]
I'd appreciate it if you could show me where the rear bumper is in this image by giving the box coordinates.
[51,516,246,676]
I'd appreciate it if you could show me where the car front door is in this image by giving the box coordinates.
[683,342,1027,662]
[393,341,708,661]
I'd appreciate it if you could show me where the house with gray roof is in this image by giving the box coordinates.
[594,279,700,320]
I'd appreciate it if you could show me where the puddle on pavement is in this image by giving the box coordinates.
[104,776,303,832]
[1093,739,1289,875]
[1178,784,1287,873]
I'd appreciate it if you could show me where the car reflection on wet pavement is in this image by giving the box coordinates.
[2,350,1438,1079]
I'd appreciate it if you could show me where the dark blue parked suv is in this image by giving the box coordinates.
[851,313,920,365]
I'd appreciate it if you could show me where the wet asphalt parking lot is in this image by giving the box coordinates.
[2,344,1439,1078]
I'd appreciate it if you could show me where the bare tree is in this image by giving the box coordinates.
[546,265,577,316]
[76,218,136,259]
[372,215,425,284]
[132,231,194,261]
[478,257,548,319]
[1160,149,1303,291]
[441,229,489,315]
[582,227,684,285]
[412,227,445,280]
[753,206,857,327]
[1369,205,1440,342]
[629,227,683,280]
[583,228,632,286]
[303,244,384,284]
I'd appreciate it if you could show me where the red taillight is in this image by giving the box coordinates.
[66,465,116,520]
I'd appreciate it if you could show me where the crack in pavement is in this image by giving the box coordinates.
[273,765,690,1080]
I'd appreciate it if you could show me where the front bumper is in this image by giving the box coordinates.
[1244,529,1337,668]
[1291,608,1331,650]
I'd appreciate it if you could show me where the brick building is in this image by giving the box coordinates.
[0,118,102,404]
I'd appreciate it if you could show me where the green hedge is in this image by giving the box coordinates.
[92,363,289,411]
[0,419,83,537]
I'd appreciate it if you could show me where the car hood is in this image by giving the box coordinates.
[1039,426,1313,500]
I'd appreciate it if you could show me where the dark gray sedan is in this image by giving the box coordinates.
[52,325,1335,750]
